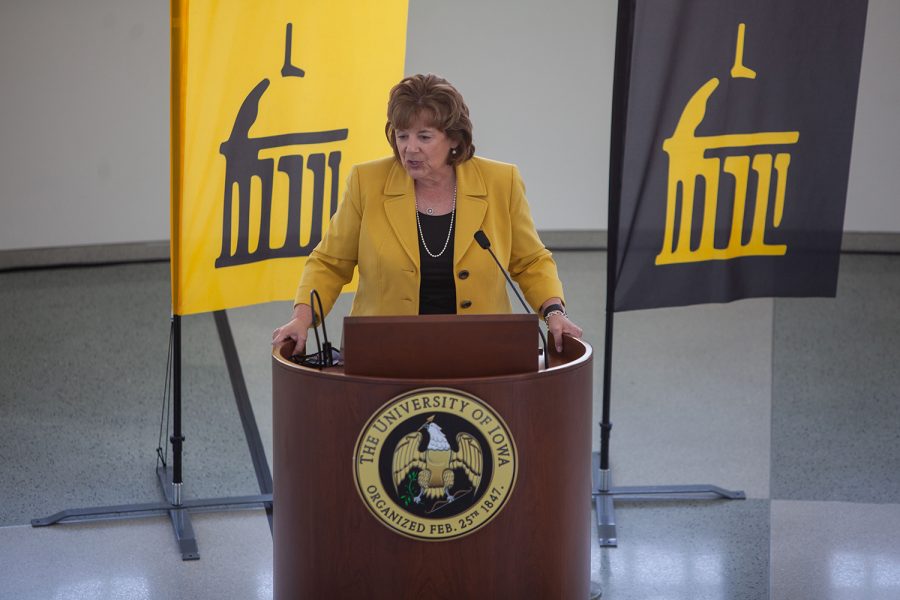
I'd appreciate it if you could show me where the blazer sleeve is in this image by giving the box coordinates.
[294,166,362,316]
[506,165,566,310]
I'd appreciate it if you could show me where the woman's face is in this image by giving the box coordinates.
[394,113,455,183]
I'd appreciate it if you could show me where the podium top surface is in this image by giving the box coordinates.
[273,315,591,382]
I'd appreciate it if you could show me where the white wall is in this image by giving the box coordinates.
[0,0,169,251]
[406,0,614,231]
[0,0,897,252]
[844,0,900,231]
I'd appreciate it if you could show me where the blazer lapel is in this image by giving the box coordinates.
[383,161,420,268]
[453,159,488,266]
[383,158,489,268]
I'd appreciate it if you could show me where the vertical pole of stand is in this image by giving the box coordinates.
[171,314,184,505]
[169,0,186,508]
[600,315,614,472]
[600,0,636,481]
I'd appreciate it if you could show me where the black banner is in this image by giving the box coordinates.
[611,0,868,311]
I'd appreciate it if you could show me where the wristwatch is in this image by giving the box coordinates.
[541,303,566,325]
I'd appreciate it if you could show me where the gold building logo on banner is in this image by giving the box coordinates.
[217,24,347,268]
[353,388,517,541]
[657,24,800,266]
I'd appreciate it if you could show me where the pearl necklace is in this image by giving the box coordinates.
[416,184,456,258]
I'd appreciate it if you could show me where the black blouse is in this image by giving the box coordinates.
[417,212,456,314]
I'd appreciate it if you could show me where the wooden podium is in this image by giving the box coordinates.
[272,315,593,599]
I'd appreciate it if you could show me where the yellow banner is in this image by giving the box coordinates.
[171,0,408,315]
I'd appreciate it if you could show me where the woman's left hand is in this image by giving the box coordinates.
[546,313,583,352]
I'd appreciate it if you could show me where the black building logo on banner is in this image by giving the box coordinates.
[613,0,868,311]
[216,23,348,269]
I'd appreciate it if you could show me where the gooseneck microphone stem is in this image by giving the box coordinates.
[474,231,531,314]
[310,290,332,368]
[474,230,549,369]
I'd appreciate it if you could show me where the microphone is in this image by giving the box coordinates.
[474,230,549,368]
[306,289,342,368]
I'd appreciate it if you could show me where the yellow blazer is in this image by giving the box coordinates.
[295,156,564,317]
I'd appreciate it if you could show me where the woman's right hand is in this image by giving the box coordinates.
[271,303,314,356]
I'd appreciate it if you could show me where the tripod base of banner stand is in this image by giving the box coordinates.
[32,467,272,561]
[591,452,746,547]
[32,311,273,561]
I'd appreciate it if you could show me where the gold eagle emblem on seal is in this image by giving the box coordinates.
[392,415,483,508]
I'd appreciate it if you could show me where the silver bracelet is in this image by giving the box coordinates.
[543,309,566,326]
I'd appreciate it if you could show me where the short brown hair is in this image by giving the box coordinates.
[385,73,475,166]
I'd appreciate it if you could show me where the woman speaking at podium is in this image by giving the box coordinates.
[272,73,582,353]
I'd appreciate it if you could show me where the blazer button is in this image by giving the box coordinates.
[460,300,472,309]
[458,269,469,280]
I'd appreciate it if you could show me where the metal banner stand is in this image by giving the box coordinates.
[592,0,745,548]
[33,311,273,560]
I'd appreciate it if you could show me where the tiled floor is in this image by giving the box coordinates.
[1,251,898,599]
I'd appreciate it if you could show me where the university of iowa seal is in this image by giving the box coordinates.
[353,388,517,541]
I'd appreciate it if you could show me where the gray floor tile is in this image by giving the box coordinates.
[0,511,273,600]
[772,499,900,600]
[606,299,773,499]
[592,500,771,600]
[0,264,172,526]
[0,263,263,527]
[771,254,900,502]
